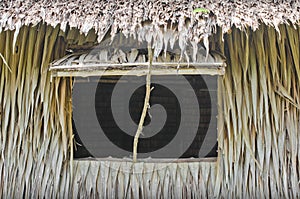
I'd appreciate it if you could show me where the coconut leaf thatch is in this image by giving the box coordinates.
[1,0,300,55]
[1,0,300,36]
[0,0,300,198]
[215,25,300,198]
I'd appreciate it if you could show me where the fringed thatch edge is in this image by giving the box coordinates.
[1,0,300,57]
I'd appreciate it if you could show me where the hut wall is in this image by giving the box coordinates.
[0,24,73,198]
[0,23,299,198]
[213,25,300,198]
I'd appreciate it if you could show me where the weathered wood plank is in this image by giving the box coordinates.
[51,67,225,77]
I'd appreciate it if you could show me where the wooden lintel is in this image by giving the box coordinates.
[50,62,225,77]
[51,67,225,77]
[50,62,225,70]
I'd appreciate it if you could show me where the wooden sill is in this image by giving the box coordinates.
[73,157,217,163]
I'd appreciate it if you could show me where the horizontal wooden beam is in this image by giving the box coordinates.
[74,157,217,163]
[51,67,225,77]
[50,62,225,77]
[50,62,225,70]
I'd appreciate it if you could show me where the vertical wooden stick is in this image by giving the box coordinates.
[133,44,152,163]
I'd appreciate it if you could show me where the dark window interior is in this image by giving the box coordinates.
[73,75,218,159]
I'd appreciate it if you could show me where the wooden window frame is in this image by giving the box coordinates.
[49,49,225,162]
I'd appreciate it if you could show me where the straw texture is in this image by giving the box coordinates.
[0,23,299,198]
[0,24,73,198]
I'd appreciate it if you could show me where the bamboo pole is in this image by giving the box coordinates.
[133,44,152,163]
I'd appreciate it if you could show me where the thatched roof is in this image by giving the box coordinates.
[1,0,300,41]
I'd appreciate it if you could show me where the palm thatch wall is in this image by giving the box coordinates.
[0,24,71,198]
[214,25,300,198]
[0,23,299,198]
